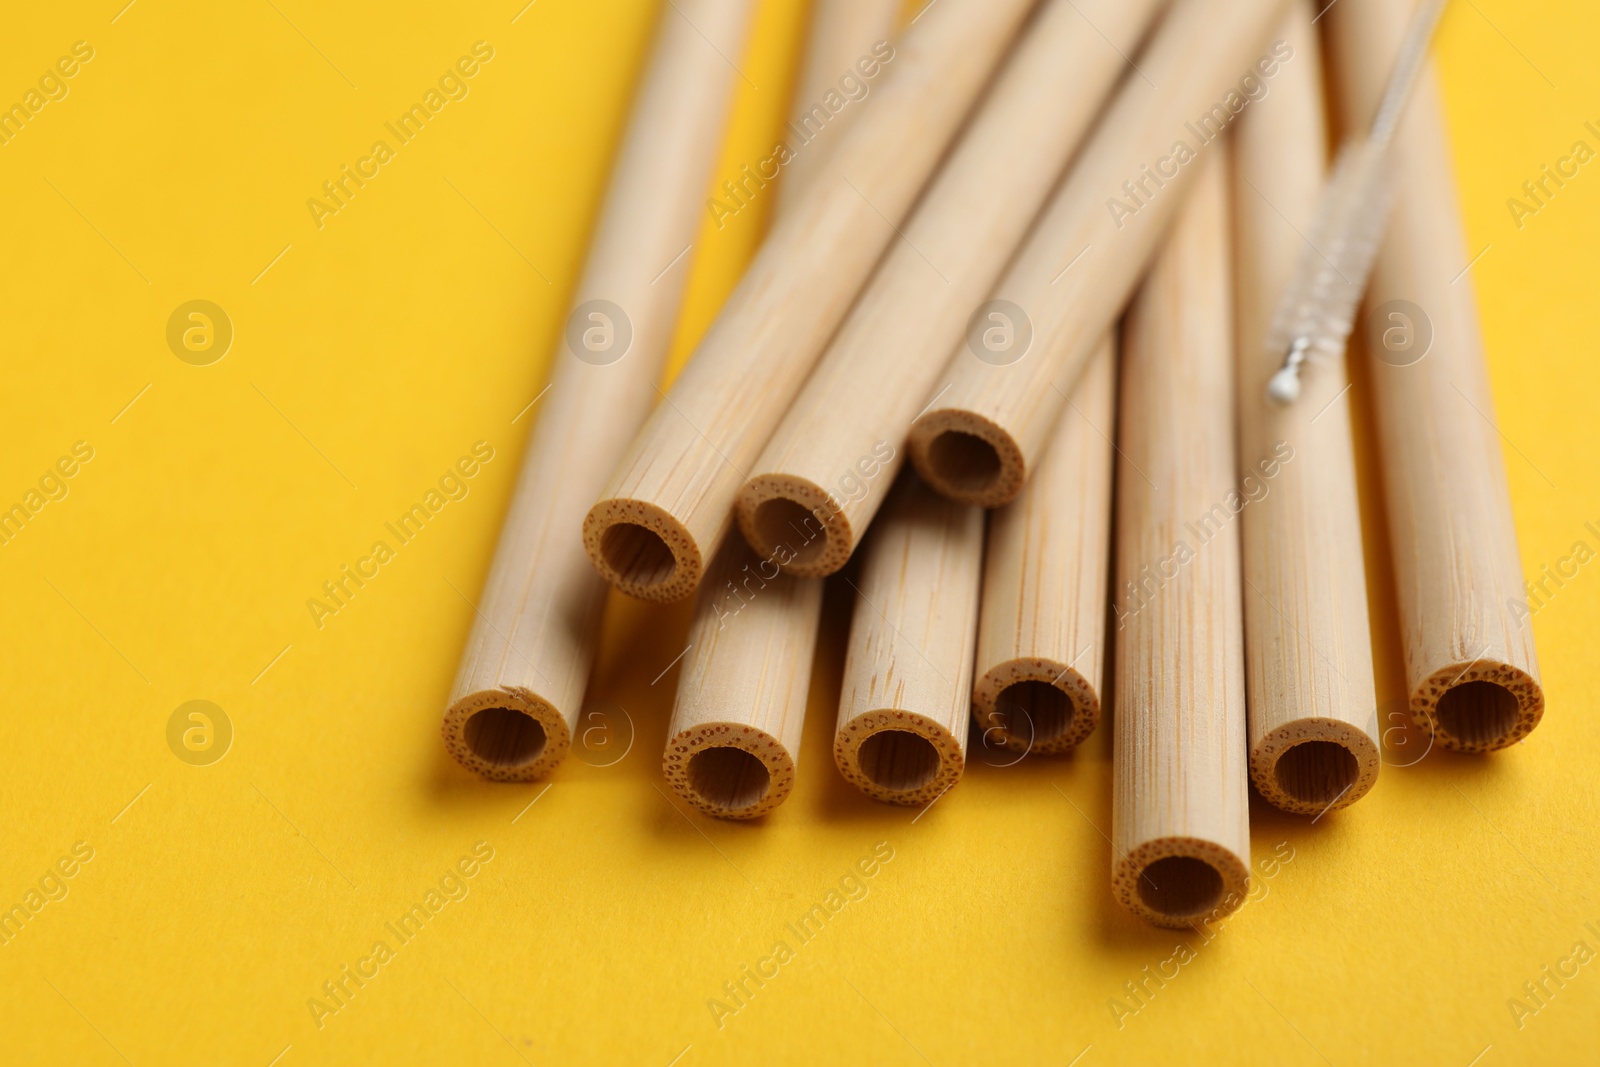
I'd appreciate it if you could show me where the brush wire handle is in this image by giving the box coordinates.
[1265,0,1447,404]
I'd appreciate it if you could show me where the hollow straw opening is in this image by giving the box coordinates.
[599,522,676,589]
[1435,680,1520,749]
[1136,855,1224,919]
[752,497,828,567]
[926,430,1001,496]
[1273,740,1359,807]
[858,729,941,792]
[685,746,771,811]
[463,707,548,768]
[993,680,1075,745]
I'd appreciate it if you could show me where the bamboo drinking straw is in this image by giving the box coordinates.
[1111,153,1251,928]
[662,539,822,818]
[583,0,1038,603]
[834,474,984,806]
[1323,0,1543,752]
[773,0,902,213]
[1234,1,1379,813]
[441,0,753,781]
[907,0,1291,508]
[735,0,1166,577]
[661,1,897,819]
[972,336,1114,755]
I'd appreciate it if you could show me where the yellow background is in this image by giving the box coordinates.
[1,1,1596,1064]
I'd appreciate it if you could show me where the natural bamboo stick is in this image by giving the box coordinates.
[661,1,894,818]
[1234,1,1379,814]
[773,0,902,214]
[1111,153,1251,928]
[735,0,1166,577]
[906,0,1292,508]
[441,0,753,781]
[582,0,1038,603]
[1323,0,1542,751]
[834,473,984,805]
[972,336,1114,755]
[662,538,822,818]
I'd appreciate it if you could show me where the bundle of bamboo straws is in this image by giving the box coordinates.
[441,0,1544,928]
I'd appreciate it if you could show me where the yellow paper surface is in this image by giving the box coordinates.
[1,2,1595,1064]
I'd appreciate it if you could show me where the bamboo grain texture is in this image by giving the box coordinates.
[1111,153,1251,928]
[972,335,1115,755]
[663,538,823,818]
[735,0,1166,578]
[661,0,895,818]
[441,0,753,780]
[1233,0,1380,814]
[583,0,1038,603]
[772,0,901,214]
[834,475,985,806]
[906,0,1293,508]
[1324,0,1543,751]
